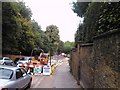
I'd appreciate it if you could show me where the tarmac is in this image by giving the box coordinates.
[30,58,81,88]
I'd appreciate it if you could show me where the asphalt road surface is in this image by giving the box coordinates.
[29,57,81,88]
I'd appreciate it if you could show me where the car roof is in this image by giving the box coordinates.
[0,57,9,58]
[3,57,10,58]
[21,56,31,58]
[0,65,20,70]
[25,57,31,59]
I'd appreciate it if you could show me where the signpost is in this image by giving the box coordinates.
[43,65,51,75]
[34,65,42,75]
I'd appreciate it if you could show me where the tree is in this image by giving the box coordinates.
[96,2,120,34]
[45,25,60,55]
[18,2,32,20]
[75,23,84,42]
[72,2,90,17]
[2,2,21,54]
[63,41,74,54]
[31,20,43,49]
[57,40,64,54]
[2,2,43,55]
[72,2,120,43]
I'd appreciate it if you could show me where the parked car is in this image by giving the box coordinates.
[17,57,32,64]
[0,57,14,66]
[0,65,32,90]
[14,57,21,64]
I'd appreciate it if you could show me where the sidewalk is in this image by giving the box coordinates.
[52,59,81,88]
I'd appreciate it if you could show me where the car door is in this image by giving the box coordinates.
[20,68,31,88]
[14,69,27,88]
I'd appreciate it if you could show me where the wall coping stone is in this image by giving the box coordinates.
[77,41,84,43]
[93,29,120,39]
[80,43,93,47]
[71,48,77,52]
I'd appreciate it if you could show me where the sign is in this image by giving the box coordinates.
[34,65,42,75]
[43,65,51,75]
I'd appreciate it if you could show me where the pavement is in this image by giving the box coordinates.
[30,58,81,88]
[52,59,81,88]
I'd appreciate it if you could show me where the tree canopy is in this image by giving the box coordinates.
[45,25,60,55]
[2,1,75,56]
[2,2,51,55]
[72,2,120,43]
[63,41,75,54]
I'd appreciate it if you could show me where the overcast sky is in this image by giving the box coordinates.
[23,0,82,42]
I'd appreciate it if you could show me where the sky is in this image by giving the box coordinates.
[23,0,82,42]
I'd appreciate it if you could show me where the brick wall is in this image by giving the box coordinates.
[70,29,120,89]
[70,43,94,88]
[93,30,120,88]
[79,44,94,88]
[69,48,80,82]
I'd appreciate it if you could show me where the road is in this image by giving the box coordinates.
[29,57,81,88]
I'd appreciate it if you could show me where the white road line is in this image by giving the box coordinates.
[33,76,45,88]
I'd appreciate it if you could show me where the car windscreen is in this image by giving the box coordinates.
[19,57,31,61]
[19,58,27,61]
[19,59,28,61]
[4,58,11,60]
[0,68,13,79]
[19,58,25,60]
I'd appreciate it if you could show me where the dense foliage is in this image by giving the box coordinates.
[72,2,120,43]
[2,2,50,55]
[62,41,75,54]
[45,25,60,55]
[2,2,73,55]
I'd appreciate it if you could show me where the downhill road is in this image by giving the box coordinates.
[29,57,81,88]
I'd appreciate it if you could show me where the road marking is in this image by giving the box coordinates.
[33,76,45,88]
[31,76,40,86]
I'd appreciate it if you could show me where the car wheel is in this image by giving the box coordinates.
[27,79,32,88]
